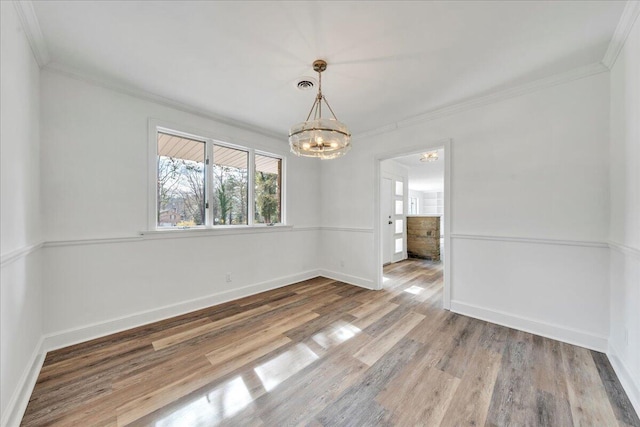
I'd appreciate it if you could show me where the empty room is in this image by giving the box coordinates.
[2,1,639,426]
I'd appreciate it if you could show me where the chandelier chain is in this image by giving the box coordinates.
[289,59,351,159]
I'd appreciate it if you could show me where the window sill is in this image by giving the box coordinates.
[140,224,294,240]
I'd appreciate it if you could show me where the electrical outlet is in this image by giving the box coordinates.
[225,273,232,283]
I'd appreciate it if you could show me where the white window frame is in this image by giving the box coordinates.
[148,119,286,231]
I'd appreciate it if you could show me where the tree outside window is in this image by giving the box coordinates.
[155,130,282,228]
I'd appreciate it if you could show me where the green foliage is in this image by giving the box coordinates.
[255,171,280,224]
[158,154,279,227]
[216,184,231,224]
[213,164,247,225]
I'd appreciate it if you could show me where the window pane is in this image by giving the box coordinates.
[157,132,205,228]
[395,200,403,215]
[395,181,403,196]
[395,219,403,234]
[255,154,282,224]
[410,197,418,215]
[395,238,403,253]
[213,145,248,225]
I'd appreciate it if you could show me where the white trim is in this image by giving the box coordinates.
[292,226,321,232]
[12,0,50,67]
[44,56,608,144]
[147,119,160,230]
[609,240,640,259]
[2,268,364,426]
[317,269,375,290]
[42,226,318,248]
[451,233,609,249]
[44,236,143,248]
[0,242,43,267]
[443,141,452,309]
[355,63,608,140]
[1,337,45,427]
[279,154,288,226]
[450,300,608,352]
[373,139,452,311]
[602,1,640,69]
[140,225,295,239]
[608,342,640,418]
[44,63,284,140]
[248,149,256,226]
[41,269,320,352]
[320,227,374,233]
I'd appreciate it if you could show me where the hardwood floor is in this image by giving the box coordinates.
[21,259,639,426]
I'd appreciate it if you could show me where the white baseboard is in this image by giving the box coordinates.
[450,300,608,352]
[2,337,46,427]
[42,269,321,352]
[5,269,326,426]
[318,269,376,290]
[608,343,640,418]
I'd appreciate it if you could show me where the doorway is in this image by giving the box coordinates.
[374,139,451,310]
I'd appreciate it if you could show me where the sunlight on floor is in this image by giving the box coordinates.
[254,343,319,392]
[312,320,361,350]
[404,285,424,295]
[155,376,252,427]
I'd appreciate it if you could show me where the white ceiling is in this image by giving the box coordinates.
[31,1,626,137]
[394,149,445,193]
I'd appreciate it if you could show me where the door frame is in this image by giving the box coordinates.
[372,138,452,310]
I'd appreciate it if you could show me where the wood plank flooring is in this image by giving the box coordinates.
[21,259,639,426]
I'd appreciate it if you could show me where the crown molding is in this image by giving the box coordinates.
[11,0,631,142]
[42,62,287,141]
[354,62,609,140]
[602,1,640,69]
[12,0,50,67]
[43,58,608,146]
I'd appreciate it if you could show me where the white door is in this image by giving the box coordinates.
[382,178,393,264]
[392,179,405,263]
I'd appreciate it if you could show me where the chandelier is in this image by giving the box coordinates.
[420,151,439,162]
[289,60,351,160]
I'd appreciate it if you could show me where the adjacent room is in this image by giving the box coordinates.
[2,1,639,426]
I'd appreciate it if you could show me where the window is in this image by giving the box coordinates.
[409,197,418,215]
[395,200,403,215]
[212,145,248,225]
[395,181,403,196]
[395,219,403,234]
[153,126,284,229]
[157,132,205,227]
[254,154,282,224]
[395,238,403,253]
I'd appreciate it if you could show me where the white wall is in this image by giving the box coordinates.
[4,5,637,423]
[39,70,321,341]
[0,2,43,425]
[381,158,409,179]
[608,11,640,414]
[321,72,611,349]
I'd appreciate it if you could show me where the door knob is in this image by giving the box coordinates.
[388,221,393,224]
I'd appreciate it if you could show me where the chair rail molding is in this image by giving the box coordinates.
[0,242,43,268]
